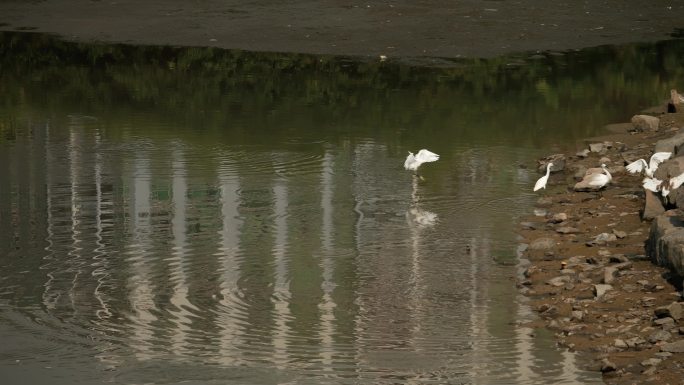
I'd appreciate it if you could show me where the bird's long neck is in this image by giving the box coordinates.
[545,163,552,177]
[602,166,612,180]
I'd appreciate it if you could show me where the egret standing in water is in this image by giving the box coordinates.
[405,149,440,177]
[533,162,553,192]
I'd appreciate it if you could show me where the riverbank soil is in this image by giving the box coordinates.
[518,106,684,384]
[0,0,683,59]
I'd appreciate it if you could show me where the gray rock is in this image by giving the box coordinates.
[642,190,665,220]
[614,339,627,349]
[573,165,588,180]
[571,310,584,321]
[594,284,613,299]
[612,229,627,239]
[556,226,580,234]
[646,214,684,278]
[655,130,684,154]
[625,336,647,349]
[603,266,618,284]
[547,275,572,287]
[576,149,590,158]
[654,302,683,320]
[609,255,630,264]
[530,237,556,250]
[537,155,566,173]
[647,330,672,343]
[600,358,617,373]
[548,212,568,223]
[661,340,684,353]
[587,233,617,246]
[653,317,676,329]
[640,357,662,367]
[631,114,660,132]
[520,221,540,230]
[589,143,605,153]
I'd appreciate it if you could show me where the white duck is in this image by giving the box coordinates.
[404,149,440,172]
[625,152,672,177]
[533,162,553,191]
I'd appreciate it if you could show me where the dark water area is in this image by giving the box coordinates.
[1,32,684,384]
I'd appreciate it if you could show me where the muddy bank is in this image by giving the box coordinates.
[518,99,684,384]
[0,0,683,60]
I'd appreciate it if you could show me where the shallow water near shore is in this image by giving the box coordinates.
[2,32,684,384]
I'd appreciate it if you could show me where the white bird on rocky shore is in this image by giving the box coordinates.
[574,164,612,191]
[645,171,684,197]
[533,162,553,191]
[404,149,440,172]
[643,177,668,195]
[625,152,672,177]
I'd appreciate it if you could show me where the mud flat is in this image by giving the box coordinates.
[518,97,684,384]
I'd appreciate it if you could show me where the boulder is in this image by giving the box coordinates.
[654,302,684,321]
[642,189,665,220]
[631,114,660,132]
[647,214,684,278]
[537,154,566,173]
[655,129,684,155]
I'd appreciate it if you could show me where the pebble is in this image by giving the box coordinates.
[548,212,568,223]
[641,358,662,367]
[556,226,580,234]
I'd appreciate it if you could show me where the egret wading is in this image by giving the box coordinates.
[405,149,440,179]
[533,162,553,192]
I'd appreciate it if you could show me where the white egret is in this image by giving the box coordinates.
[588,164,612,188]
[574,164,611,191]
[625,152,672,177]
[404,149,440,171]
[643,171,684,198]
[533,162,553,191]
[643,177,667,195]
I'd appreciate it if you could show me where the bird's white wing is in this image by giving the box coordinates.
[625,159,647,174]
[404,153,415,170]
[586,173,610,188]
[670,171,684,190]
[415,149,440,163]
[533,175,547,191]
[643,177,663,193]
[648,152,672,170]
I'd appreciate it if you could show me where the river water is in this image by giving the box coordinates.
[1,32,684,384]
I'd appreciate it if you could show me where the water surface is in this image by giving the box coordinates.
[2,33,684,384]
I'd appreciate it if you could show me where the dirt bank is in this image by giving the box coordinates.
[518,104,684,384]
[0,0,683,59]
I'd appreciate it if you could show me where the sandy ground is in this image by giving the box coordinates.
[0,0,683,59]
[518,107,684,384]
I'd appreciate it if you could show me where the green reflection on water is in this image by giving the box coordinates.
[2,32,684,150]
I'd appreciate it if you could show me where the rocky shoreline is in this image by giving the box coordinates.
[518,94,684,384]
